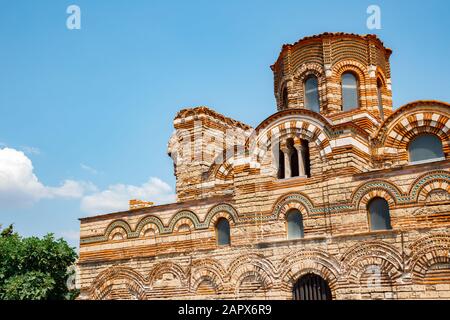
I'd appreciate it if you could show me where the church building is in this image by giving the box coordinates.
[77,33,450,300]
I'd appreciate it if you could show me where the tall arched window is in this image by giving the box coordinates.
[287,138,299,178]
[368,197,392,231]
[408,134,444,163]
[216,218,231,246]
[287,210,304,239]
[304,76,320,112]
[377,78,384,120]
[341,72,359,111]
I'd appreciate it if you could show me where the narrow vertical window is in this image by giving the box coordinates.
[287,210,304,239]
[304,76,320,112]
[302,140,311,178]
[282,87,288,109]
[341,72,359,111]
[216,218,230,246]
[377,78,384,120]
[368,197,392,231]
[287,138,299,178]
[278,147,285,179]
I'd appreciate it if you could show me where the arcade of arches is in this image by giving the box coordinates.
[78,33,450,300]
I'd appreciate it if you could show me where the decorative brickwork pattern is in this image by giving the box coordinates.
[78,33,450,300]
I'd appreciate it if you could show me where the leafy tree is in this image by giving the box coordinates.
[0,224,78,300]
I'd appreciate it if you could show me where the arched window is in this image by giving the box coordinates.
[282,87,288,109]
[341,72,359,111]
[304,76,320,112]
[293,273,332,300]
[408,134,444,163]
[377,78,384,120]
[277,139,311,179]
[287,210,304,239]
[287,138,299,178]
[216,218,230,246]
[275,141,285,179]
[301,140,311,178]
[368,197,392,231]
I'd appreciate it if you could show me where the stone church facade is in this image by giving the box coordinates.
[77,33,450,300]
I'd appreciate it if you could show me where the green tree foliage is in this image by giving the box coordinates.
[0,224,78,300]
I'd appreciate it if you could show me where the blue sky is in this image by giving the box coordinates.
[0,0,449,249]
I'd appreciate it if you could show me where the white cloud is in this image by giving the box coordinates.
[80,163,99,175]
[20,146,41,155]
[80,177,176,215]
[0,148,93,208]
[0,147,176,216]
[48,180,97,198]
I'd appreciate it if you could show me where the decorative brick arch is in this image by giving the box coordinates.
[357,188,397,211]
[374,101,450,163]
[375,67,388,86]
[90,266,146,300]
[173,219,195,233]
[203,203,238,228]
[166,210,201,233]
[192,275,222,296]
[408,170,450,202]
[245,110,334,171]
[135,215,164,237]
[235,270,273,298]
[227,253,276,285]
[332,59,369,110]
[104,220,132,241]
[108,227,128,241]
[147,261,187,288]
[210,153,235,182]
[407,233,450,283]
[190,258,226,294]
[292,62,327,110]
[272,193,316,219]
[351,180,405,209]
[262,118,332,159]
[278,249,341,295]
[340,241,403,284]
[374,69,393,117]
[276,77,294,110]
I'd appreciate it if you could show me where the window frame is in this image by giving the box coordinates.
[215,218,231,246]
[407,133,445,165]
[303,75,321,113]
[376,77,384,120]
[341,71,360,111]
[367,197,392,232]
[281,86,289,109]
[286,209,305,240]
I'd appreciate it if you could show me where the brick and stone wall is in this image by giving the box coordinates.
[77,33,450,300]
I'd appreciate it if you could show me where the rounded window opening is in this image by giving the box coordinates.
[367,197,392,231]
[341,72,359,111]
[304,76,320,113]
[293,273,332,300]
[215,218,231,246]
[408,133,444,164]
[286,209,304,240]
[276,139,311,179]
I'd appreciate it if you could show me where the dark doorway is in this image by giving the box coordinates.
[293,273,332,300]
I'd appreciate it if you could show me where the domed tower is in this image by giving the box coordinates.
[271,33,393,122]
